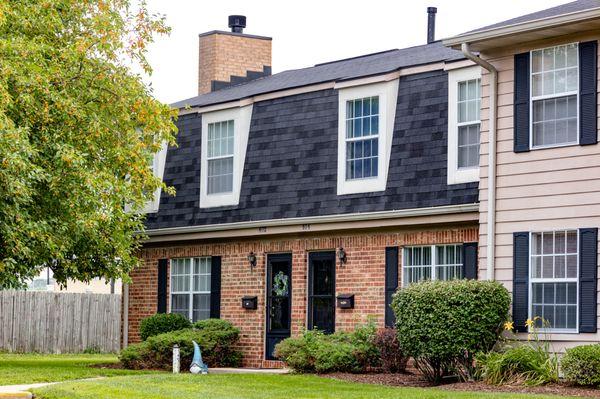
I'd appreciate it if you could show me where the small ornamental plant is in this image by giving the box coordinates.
[475,317,559,386]
[562,344,600,386]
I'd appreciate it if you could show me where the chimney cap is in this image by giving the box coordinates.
[228,15,246,33]
[427,6,437,13]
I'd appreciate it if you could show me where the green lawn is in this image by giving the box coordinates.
[33,374,580,399]
[0,353,159,385]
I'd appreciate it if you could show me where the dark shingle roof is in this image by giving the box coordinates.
[466,0,600,34]
[171,41,464,109]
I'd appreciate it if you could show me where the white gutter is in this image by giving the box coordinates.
[461,43,497,281]
[122,283,129,349]
[144,203,479,237]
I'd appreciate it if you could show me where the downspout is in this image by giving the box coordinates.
[122,283,129,349]
[461,43,497,281]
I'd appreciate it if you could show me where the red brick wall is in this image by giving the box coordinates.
[127,225,478,367]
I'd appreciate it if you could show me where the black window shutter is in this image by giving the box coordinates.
[513,232,529,332]
[210,256,222,319]
[579,228,598,333]
[462,242,478,280]
[157,259,168,313]
[384,247,399,328]
[579,41,598,146]
[514,52,531,153]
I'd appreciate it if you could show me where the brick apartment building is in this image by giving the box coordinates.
[125,2,600,367]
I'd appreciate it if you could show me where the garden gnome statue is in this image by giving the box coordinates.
[190,340,208,374]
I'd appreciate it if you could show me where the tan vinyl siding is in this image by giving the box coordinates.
[478,33,600,349]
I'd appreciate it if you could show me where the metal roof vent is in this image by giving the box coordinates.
[228,15,246,34]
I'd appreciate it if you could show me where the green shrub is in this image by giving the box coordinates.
[562,344,600,386]
[274,323,379,373]
[391,280,510,384]
[476,344,558,386]
[121,319,242,370]
[373,328,408,373]
[139,313,192,341]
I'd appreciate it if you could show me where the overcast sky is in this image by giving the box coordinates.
[144,0,567,104]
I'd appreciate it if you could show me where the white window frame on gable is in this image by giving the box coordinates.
[530,43,579,149]
[143,141,168,213]
[200,105,253,208]
[337,80,399,195]
[447,66,481,185]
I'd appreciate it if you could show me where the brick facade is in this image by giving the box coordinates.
[198,32,271,95]
[127,224,478,368]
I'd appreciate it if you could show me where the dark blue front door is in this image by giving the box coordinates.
[265,253,292,360]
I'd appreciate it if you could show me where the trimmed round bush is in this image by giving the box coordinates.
[122,319,242,369]
[391,280,510,384]
[139,313,192,341]
[562,344,600,386]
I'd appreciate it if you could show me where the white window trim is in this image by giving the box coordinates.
[143,141,168,213]
[527,229,579,334]
[529,43,580,150]
[200,105,253,208]
[402,243,463,287]
[337,80,399,195]
[169,257,211,321]
[447,66,481,185]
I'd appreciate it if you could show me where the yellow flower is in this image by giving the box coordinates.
[527,334,533,341]
[503,321,514,331]
[525,318,534,328]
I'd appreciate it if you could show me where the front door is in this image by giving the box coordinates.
[308,251,336,334]
[265,253,292,360]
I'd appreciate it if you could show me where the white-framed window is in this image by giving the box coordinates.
[170,257,211,322]
[142,141,168,213]
[345,96,379,180]
[200,105,253,208]
[207,120,234,194]
[447,66,481,185]
[530,43,579,149]
[337,80,399,195]
[402,244,463,287]
[529,230,578,332]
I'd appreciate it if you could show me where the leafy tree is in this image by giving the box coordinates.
[0,0,177,288]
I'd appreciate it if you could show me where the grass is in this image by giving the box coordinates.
[0,353,160,385]
[33,374,580,399]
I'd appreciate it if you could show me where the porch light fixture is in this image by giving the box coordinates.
[337,247,347,265]
[247,251,257,269]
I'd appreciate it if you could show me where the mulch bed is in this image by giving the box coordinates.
[324,370,600,398]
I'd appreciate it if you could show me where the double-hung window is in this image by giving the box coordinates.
[170,257,211,322]
[447,66,481,185]
[207,120,234,194]
[531,43,579,148]
[529,230,578,331]
[345,96,379,180]
[402,244,463,287]
[457,79,481,169]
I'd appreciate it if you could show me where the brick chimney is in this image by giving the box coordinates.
[198,15,272,95]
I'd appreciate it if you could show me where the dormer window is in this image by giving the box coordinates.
[207,120,234,194]
[200,105,253,208]
[447,66,481,185]
[337,80,399,195]
[345,97,379,180]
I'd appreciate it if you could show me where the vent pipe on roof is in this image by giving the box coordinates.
[228,15,246,33]
[427,7,437,44]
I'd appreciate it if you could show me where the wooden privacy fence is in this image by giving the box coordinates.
[0,291,121,353]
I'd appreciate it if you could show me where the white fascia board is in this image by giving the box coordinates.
[199,105,253,208]
[447,66,481,185]
[336,79,399,195]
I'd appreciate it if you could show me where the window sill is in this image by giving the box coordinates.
[447,167,479,185]
[530,142,579,151]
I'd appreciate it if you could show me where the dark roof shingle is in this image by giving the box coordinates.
[172,41,464,109]
[466,0,600,34]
